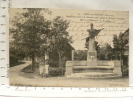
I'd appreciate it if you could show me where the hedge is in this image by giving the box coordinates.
[48,67,65,76]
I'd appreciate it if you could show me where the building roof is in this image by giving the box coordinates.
[122,28,129,40]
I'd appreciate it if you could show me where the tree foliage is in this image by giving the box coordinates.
[46,16,73,75]
[113,30,129,77]
[113,32,128,60]
[98,43,113,60]
[10,8,51,70]
[10,9,73,75]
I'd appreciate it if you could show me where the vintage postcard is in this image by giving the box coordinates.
[9,8,129,87]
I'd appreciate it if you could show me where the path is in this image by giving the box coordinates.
[10,61,32,85]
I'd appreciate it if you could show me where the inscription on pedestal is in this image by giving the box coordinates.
[87,51,97,66]
[87,51,97,61]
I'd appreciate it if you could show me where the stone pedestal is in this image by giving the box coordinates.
[87,51,97,66]
[113,60,122,76]
[88,38,96,51]
[87,61,97,66]
[113,66,122,76]
[65,67,73,75]
[65,61,73,75]
[72,50,74,61]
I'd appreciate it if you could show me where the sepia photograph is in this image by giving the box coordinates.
[9,8,129,87]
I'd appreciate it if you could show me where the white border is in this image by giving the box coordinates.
[11,0,133,87]
[1,0,133,98]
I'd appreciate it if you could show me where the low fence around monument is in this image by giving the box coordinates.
[98,60,114,66]
[66,60,121,67]
[65,49,122,76]
[65,60,121,75]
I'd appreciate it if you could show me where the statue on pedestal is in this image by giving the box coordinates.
[85,23,104,51]
[85,23,103,63]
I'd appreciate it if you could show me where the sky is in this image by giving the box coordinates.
[10,8,129,50]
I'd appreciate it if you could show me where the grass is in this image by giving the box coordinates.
[21,62,40,72]
[20,63,40,78]
[21,64,34,73]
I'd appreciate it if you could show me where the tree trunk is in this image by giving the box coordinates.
[31,53,35,71]
[57,50,64,76]
[58,54,62,67]
[59,53,63,75]
[120,53,124,77]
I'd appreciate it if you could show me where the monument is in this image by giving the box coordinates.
[65,23,122,78]
[85,23,103,66]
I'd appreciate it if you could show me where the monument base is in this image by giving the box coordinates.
[87,51,97,67]
[87,61,97,66]
[65,60,122,78]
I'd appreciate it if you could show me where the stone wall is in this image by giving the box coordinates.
[98,60,114,66]
[65,60,122,76]
[114,60,121,67]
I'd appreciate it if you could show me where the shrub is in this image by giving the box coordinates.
[48,59,59,67]
[74,50,87,60]
[48,67,65,76]
[122,65,129,77]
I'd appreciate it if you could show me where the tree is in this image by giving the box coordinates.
[47,16,73,75]
[98,43,113,60]
[113,32,128,60]
[74,50,87,60]
[113,30,129,77]
[10,41,25,66]
[113,34,120,60]
[105,43,113,60]
[10,8,51,71]
[95,41,100,58]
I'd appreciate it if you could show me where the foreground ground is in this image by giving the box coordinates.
[10,61,129,87]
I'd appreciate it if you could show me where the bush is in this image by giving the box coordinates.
[74,50,87,60]
[48,67,65,76]
[122,65,129,77]
[10,55,19,67]
[48,59,59,67]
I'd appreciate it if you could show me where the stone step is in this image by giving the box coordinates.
[92,75,121,79]
[68,72,121,79]
[73,66,114,69]
[73,68,113,73]
[73,65,114,73]
[66,74,121,79]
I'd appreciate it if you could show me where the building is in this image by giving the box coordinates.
[123,29,129,68]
